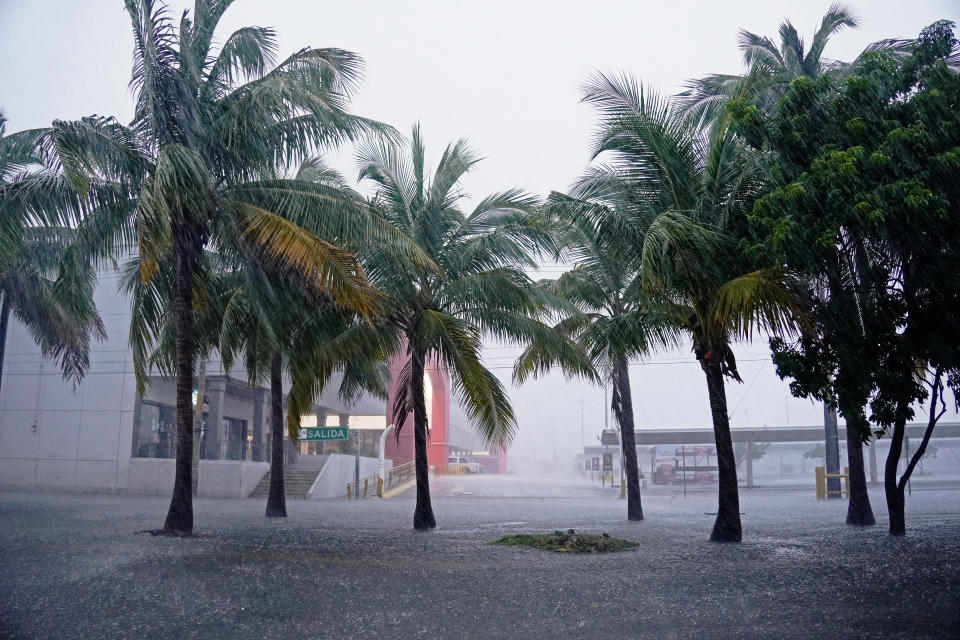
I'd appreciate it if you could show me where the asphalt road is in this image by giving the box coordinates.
[0,476,958,639]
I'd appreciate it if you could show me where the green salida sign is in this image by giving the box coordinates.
[298,427,349,441]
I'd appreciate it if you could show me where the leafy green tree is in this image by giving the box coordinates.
[577,73,805,542]
[47,0,414,535]
[742,20,960,535]
[0,114,103,392]
[803,443,827,466]
[359,125,591,530]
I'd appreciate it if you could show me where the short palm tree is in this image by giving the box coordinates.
[359,125,591,530]
[215,162,397,518]
[217,261,392,517]
[582,73,804,542]
[46,0,419,535]
[516,190,674,521]
[0,113,103,391]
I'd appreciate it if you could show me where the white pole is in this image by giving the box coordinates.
[603,383,609,429]
[378,423,396,480]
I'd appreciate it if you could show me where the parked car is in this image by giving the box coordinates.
[448,456,483,474]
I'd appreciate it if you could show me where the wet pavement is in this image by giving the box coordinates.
[0,475,958,639]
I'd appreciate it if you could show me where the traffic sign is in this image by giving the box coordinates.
[298,427,349,441]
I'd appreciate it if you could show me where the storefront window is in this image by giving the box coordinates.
[223,417,248,461]
[133,402,176,458]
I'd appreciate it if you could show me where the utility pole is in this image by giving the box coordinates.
[823,402,841,499]
[552,422,557,466]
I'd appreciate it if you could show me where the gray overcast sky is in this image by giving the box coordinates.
[2,1,958,462]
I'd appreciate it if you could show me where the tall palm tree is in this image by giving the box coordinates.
[515,191,674,521]
[125,241,396,519]
[679,4,860,130]
[359,125,591,530]
[46,0,422,535]
[581,73,804,542]
[0,113,103,392]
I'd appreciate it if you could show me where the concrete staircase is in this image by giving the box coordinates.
[248,468,320,499]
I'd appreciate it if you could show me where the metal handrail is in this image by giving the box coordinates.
[346,460,415,499]
[387,460,415,488]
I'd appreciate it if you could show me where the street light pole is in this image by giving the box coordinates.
[603,383,608,429]
[552,422,557,466]
[354,430,360,499]
[579,400,584,450]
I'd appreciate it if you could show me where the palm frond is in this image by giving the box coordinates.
[712,268,808,341]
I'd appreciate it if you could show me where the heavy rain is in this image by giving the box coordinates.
[0,1,959,638]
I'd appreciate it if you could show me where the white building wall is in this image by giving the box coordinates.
[0,268,138,493]
[307,453,388,499]
[0,266,388,494]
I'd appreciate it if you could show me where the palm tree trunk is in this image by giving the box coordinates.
[0,294,9,395]
[612,358,643,521]
[411,348,436,530]
[884,403,910,536]
[845,431,876,526]
[162,240,196,535]
[701,354,741,542]
[265,350,287,518]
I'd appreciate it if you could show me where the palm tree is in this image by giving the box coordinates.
[516,191,674,521]
[124,241,396,519]
[46,0,420,535]
[581,73,804,542]
[679,4,860,129]
[359,125,591,530]
[216,262,392,517]
[215,162,397,518]
[0,113,103,392]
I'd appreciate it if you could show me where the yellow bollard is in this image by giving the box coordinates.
[619,477,626,499]
[377,476,384,498]
[843,466,850,498]
[363,478,369,499]
[346,483,352,500]
[815,466,825,500]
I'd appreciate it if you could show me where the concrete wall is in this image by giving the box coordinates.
[292,454,328,471]
[0,269,138,493]
[126,458,269,497]
[125,457,176,495]
[308,454,390,499]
